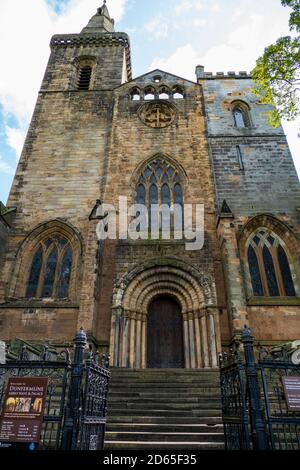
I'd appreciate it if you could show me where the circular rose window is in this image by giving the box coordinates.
[139,102,176,129]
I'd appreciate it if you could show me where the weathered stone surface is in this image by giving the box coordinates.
[0,11,299,358]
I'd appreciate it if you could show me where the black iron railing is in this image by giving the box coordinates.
[0,329,110,451]
[220,327,300,450]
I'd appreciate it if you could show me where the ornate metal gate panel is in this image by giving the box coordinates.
[0,330,110,451]
[258,361,300,450]
[78,360,110,450]
[220,327,300,451]
[219,360,251,449]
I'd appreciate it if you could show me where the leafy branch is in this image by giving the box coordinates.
[252,1,300,127]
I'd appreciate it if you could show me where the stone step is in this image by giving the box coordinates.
[106,423,224,433]
[110,368,219,373]
[109,402,222,411]
[105,431,225,442]
[104,441,225,450]
[105,368,223,450]
[109,383,220,389]
[109,390,221,398]
[110,371,220,377]
[107,416,223,425]
[110,382,220,388]
[108,396,221,404]
[107,408,222,417]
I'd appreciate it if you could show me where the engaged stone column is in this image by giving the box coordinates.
[141,314,147,369]
[135,313,142,369]
[183,313,191,368]
[200,309,210,368]
[0,341,5,364]
[217,210,248,341]
[194,311,202,368]
[206,307,218,368]
[121,310,130,368]
[109,307,122,367]
[128,311,137,368]
[188,312,196,369]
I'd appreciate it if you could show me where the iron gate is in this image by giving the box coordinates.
[220,327,300,450]
[0,329,110,450]
[258,361,300,450]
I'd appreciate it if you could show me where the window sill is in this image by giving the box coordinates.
[247,297,300,306]
[0,299,79,309]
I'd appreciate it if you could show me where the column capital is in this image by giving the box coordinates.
[128,310,137,320]
[206,306,220,316]
[199,308,206,319]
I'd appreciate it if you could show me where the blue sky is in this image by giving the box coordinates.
[0,0,299,204]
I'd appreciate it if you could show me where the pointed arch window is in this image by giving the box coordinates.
[232,101,251,128]
[172,86,185,100]
[26,235,73,299]
[247,230,296,297]
[26,247,43,299]
[135,157,184,232]
[130,87,141,101]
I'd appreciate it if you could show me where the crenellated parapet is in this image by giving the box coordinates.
[196,65,251,80]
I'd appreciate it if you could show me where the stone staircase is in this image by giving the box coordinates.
[104,369,224,450]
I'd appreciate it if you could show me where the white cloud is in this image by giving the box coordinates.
[5,126,27,161]
[0,155,15,175]
[145,16,169,39]
[210,3,221,12]
[0,0,127,160]
[149,44,199,80]
[175,1,193,16]
[193,18,208,27]
[194,1,205,12]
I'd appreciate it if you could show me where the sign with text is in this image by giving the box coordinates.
[0,377,48,444]
[282,376,300,412]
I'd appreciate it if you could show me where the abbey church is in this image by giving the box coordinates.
[0,2,300,449]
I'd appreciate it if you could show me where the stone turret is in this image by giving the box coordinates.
[81,1,115,34]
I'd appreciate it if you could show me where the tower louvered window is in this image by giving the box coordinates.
[247,230,296,297]
[78,66,92,90]
[26,235,73,299]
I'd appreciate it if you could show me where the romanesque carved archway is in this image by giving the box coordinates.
[109,259,221,369]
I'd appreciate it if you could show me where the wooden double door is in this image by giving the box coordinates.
[147,296,184,368]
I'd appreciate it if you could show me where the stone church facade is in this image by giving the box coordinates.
[1,4,300,368]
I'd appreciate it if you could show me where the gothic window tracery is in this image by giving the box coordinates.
[25,235,73,300]
[247,229,296,297]
[135,157,183,207]
[135,157,184,231]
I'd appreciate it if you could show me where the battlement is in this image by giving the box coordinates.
[195,65,251,80]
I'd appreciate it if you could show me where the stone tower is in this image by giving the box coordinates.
[0,3,300,365]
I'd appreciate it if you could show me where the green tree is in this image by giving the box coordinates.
[252,0,300,127]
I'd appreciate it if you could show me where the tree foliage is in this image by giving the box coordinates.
[252,1,300,127]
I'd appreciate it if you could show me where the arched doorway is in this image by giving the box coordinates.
[147,296,184,368]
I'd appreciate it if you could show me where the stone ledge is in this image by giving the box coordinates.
[0,301,79,309]
[247,297,300,306]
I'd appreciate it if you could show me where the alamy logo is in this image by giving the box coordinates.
[95,197,204,251]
